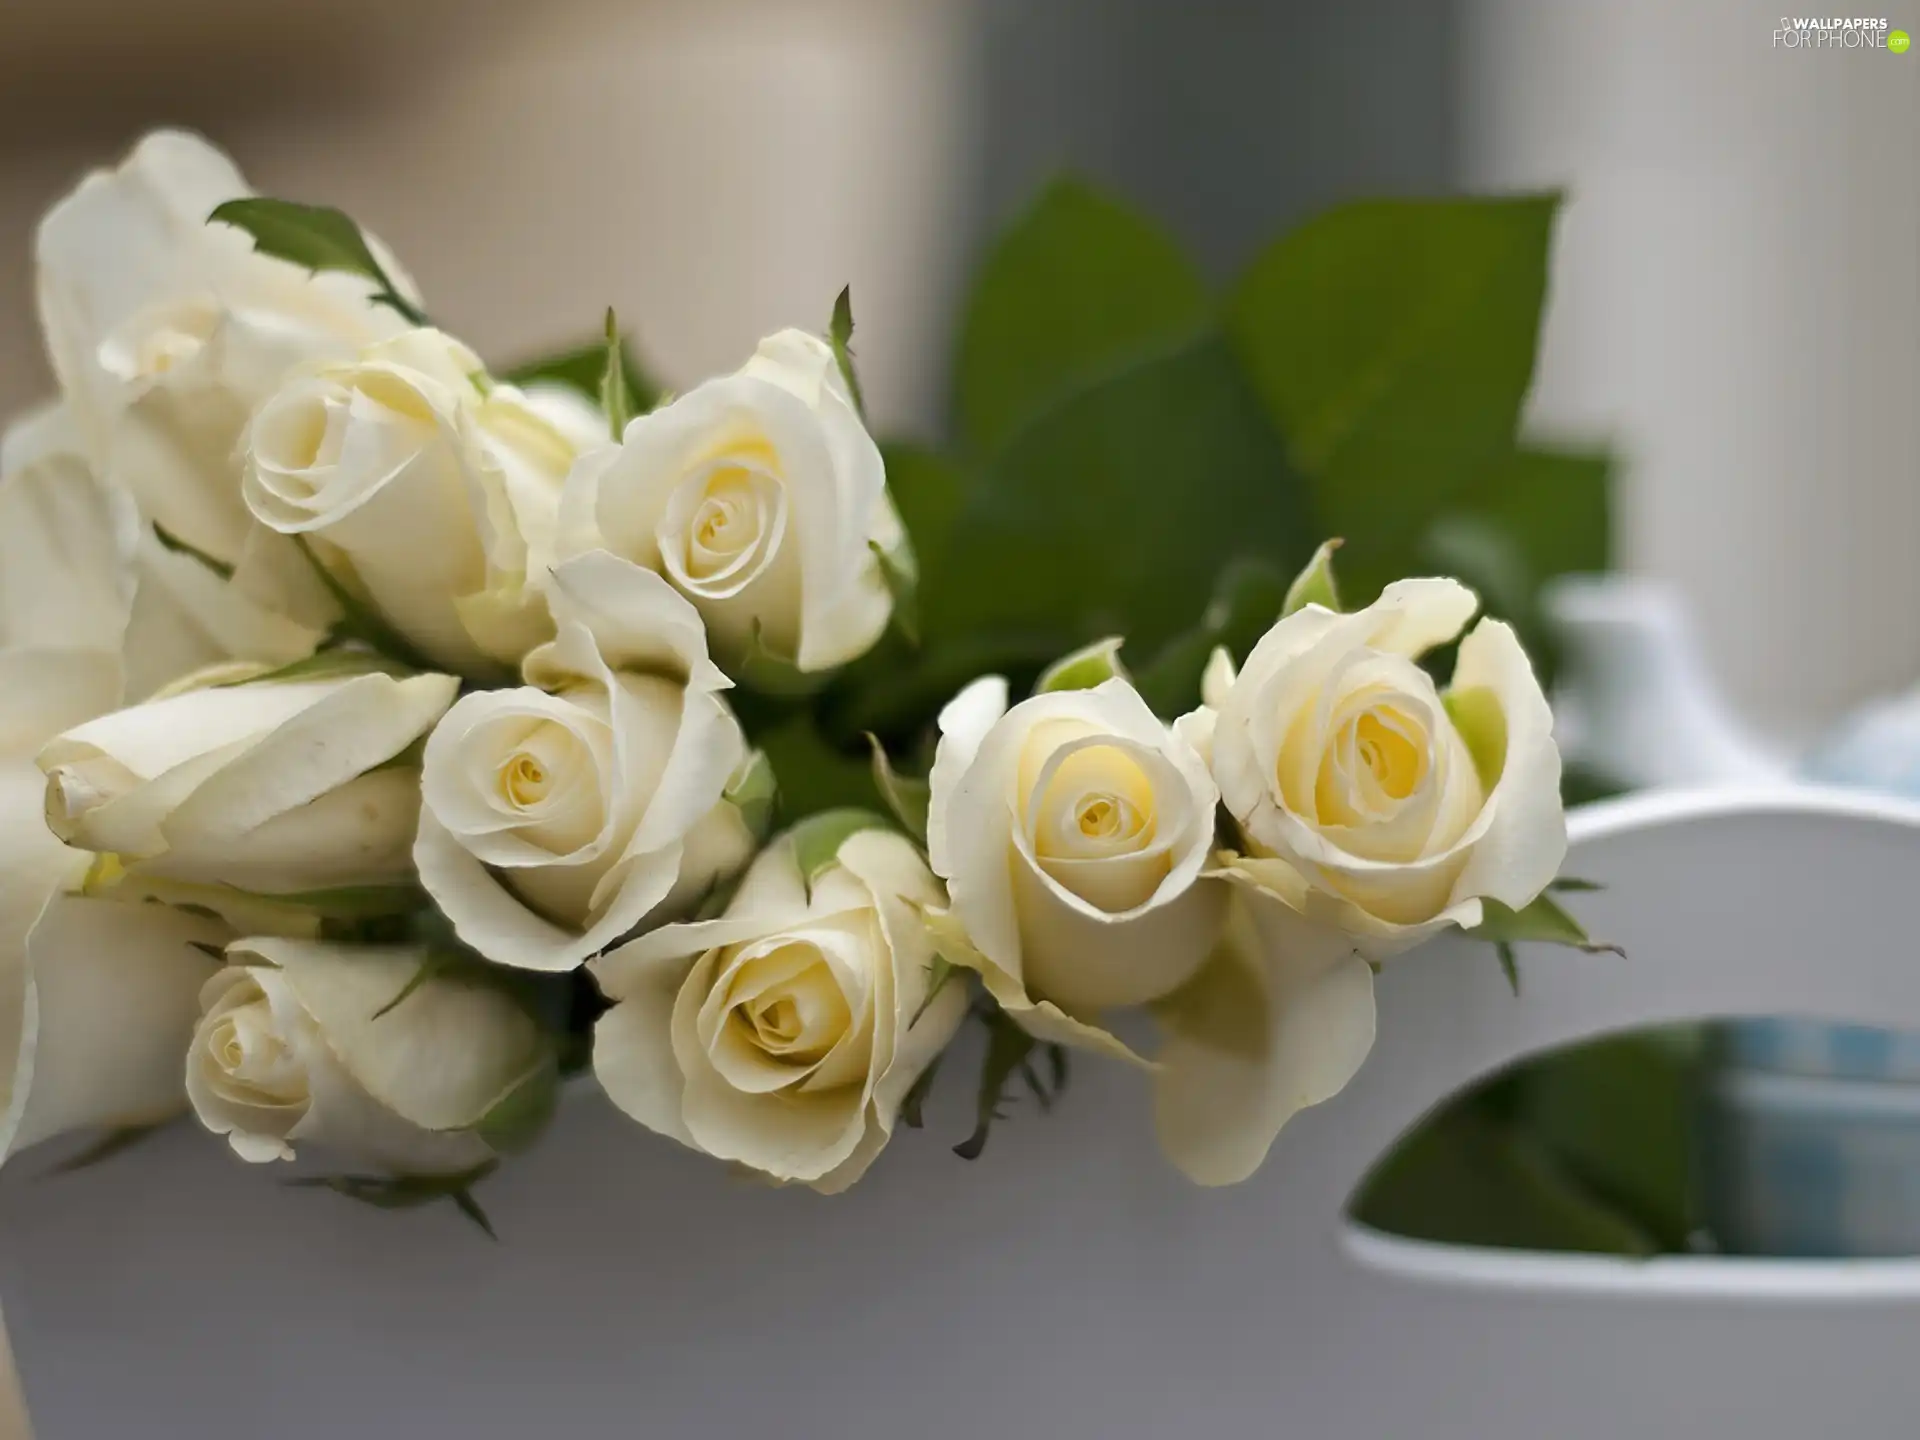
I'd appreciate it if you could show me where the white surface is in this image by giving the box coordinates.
[8,787,1920,1437]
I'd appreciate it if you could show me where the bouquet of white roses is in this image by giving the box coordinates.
[0,131,1602,1224]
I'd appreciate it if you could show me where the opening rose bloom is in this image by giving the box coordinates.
[38,660,457,920]
[187,938,551,1175]
[589,824,966,1192]
[35,129,418,576]
[244,328,604,676]
[926,675,1225,1056]
[558,329,906,675]
[415,551,758,972]
[1153,578,1566,1185]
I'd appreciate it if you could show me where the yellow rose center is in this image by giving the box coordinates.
[1031,742,1158,863]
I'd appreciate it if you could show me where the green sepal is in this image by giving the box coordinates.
[724,749,778,842]
[285,1160,501,1239]
[1471,892,1623,956]
[1035,636,1130,695]
[787,808,891,888]
[1282,537,1344,615]
[828,285,870,425]
[472,1056,560,1156]
[865,734,930,842]
[600,308,634,439]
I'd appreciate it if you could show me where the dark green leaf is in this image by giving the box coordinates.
[601,308,634,438]
[152,522,234,581]
[828,286,869,425]
[1229,195,1560,597]
[870,539,920,647]
[451,1189,499,1241]
[1550,877,1605,893]
[955,1009,1037,1160]
[1454,443,1614,585]
[881,442,969,582]
[929,333,1312,660]
[752,715,885,822]
[503,337,660,415]
[209,198,425,326]
[956,176,1211,456]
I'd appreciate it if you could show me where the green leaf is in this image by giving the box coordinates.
[1035,636,1129,694]
[1132,558,1290,718]
[1229,195,1560,597]
[928,333,1312,661]
[1471,893,1623,956]
[46,1122,167,1176]
[472,1057,559,1155]
[208,198,426,326]
[956,176,1211,457]
[788,808,890,886]
[724,748,778,842]
[954,1008,1037,1160]
[828,285,869,425]
[882,441,969,580]
[236,883,424,924]
[600,308,634,438]
[1282,537,1344,616]
[1350,1100,1660,1256]
[1453,443,1614,584]
[503,336,659,415]
[152,522,234,581]
[866,734,930,842]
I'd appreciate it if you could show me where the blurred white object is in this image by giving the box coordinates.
[1546,573,1790,790]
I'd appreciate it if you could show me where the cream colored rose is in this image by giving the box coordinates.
[39,660,456,912]
[0,404,319,701]
[558,328,903,674]
[36,129,417,572]
[187,937,551,1174]
[590,824,966,1192]
[1187,577,1566,953]
[244,328,593,675]
[926,675,1225,1055]
[416,551,756,972]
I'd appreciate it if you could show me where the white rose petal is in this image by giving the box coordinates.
[559,328,901,674]
[591,827,966,1191]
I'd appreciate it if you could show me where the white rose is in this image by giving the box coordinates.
[36,129,418,571]
[187,937,551,1174]
[1190,577,1566,952]
[925,675,1225,1056]
[416,551,756,972]
[558,328,904,674]
[244,328,592,675]
[39,660,457,912]
[1146,579,1566,1186]
[590,823,967,1192]
[0,404,319,701]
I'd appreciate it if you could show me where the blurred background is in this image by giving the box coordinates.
[1,0,1912,744]
[0,8,1917,1418]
